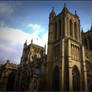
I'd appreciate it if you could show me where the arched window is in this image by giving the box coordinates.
[74,22,77,40]
[62,17,64,37]
[70,19,73,37]
[52,66,59,91]
[59,20,61,37]
[55,22,57,40]
[72,66,80,91]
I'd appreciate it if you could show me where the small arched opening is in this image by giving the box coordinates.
[70,19,73,37]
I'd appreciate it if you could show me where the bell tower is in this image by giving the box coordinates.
[47,4,88,91]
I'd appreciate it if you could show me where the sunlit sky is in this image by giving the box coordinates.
[0,1,92,64]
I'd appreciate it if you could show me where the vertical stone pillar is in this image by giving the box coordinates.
[48,23,55,42]
[82,46,88,91]
[68,39,71,59]
[76,23,78,41]
[69,68,73,91]
[79,23,82,43]
[60,40,62,91]
[61,39,65,91]
[78,23,80,42]
[68,39,73,91]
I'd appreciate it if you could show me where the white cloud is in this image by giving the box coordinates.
[0,24,48,46]
[0,24,48,64]
[0,26,32,45]
[27,24,40,30]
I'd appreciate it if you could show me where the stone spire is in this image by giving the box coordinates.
[81,28,84,33]
[24,40,27,48]
[62,3,69,15]
[64,3,66,8]
[6,60,10,64]
[75,10,78,17]
[50,7,56,16]
[31,39,33,44]
[75,10,77,15]
[49,7,56,21]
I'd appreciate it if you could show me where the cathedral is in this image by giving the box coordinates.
[0,4,92,91]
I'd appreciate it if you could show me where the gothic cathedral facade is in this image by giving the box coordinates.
[47,4,88,91]
[0,4,90,92]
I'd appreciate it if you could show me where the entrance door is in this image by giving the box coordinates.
[72,66,80,91]
[52,66,59,91]
[7,72,15,91]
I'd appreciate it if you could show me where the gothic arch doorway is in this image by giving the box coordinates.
[7,72,15,91]
[52,66,59,91]
[72,66,80,91]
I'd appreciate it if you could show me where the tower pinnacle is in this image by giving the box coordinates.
[64,3,66,8]
[31,39,33,44]
[24,40,27,48]
[75,10,77,15]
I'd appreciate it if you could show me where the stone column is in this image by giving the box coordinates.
[76,23,78,41]
[69,67,73,91]
[79,23,82,43]
[78,23,81,42]
[77,22,79,42]
[68,39,71,59]
[82,46,88,91]
[68,39,73,91]
[61,39,65,91]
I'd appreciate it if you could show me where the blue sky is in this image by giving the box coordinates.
[0,1,92,64]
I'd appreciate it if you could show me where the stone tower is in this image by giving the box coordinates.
[47,4,88,91]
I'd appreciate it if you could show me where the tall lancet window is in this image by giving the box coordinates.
[59,20,61,37]
[70,19,73,37]
[74,22,77,40]
[55,22,57,40]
